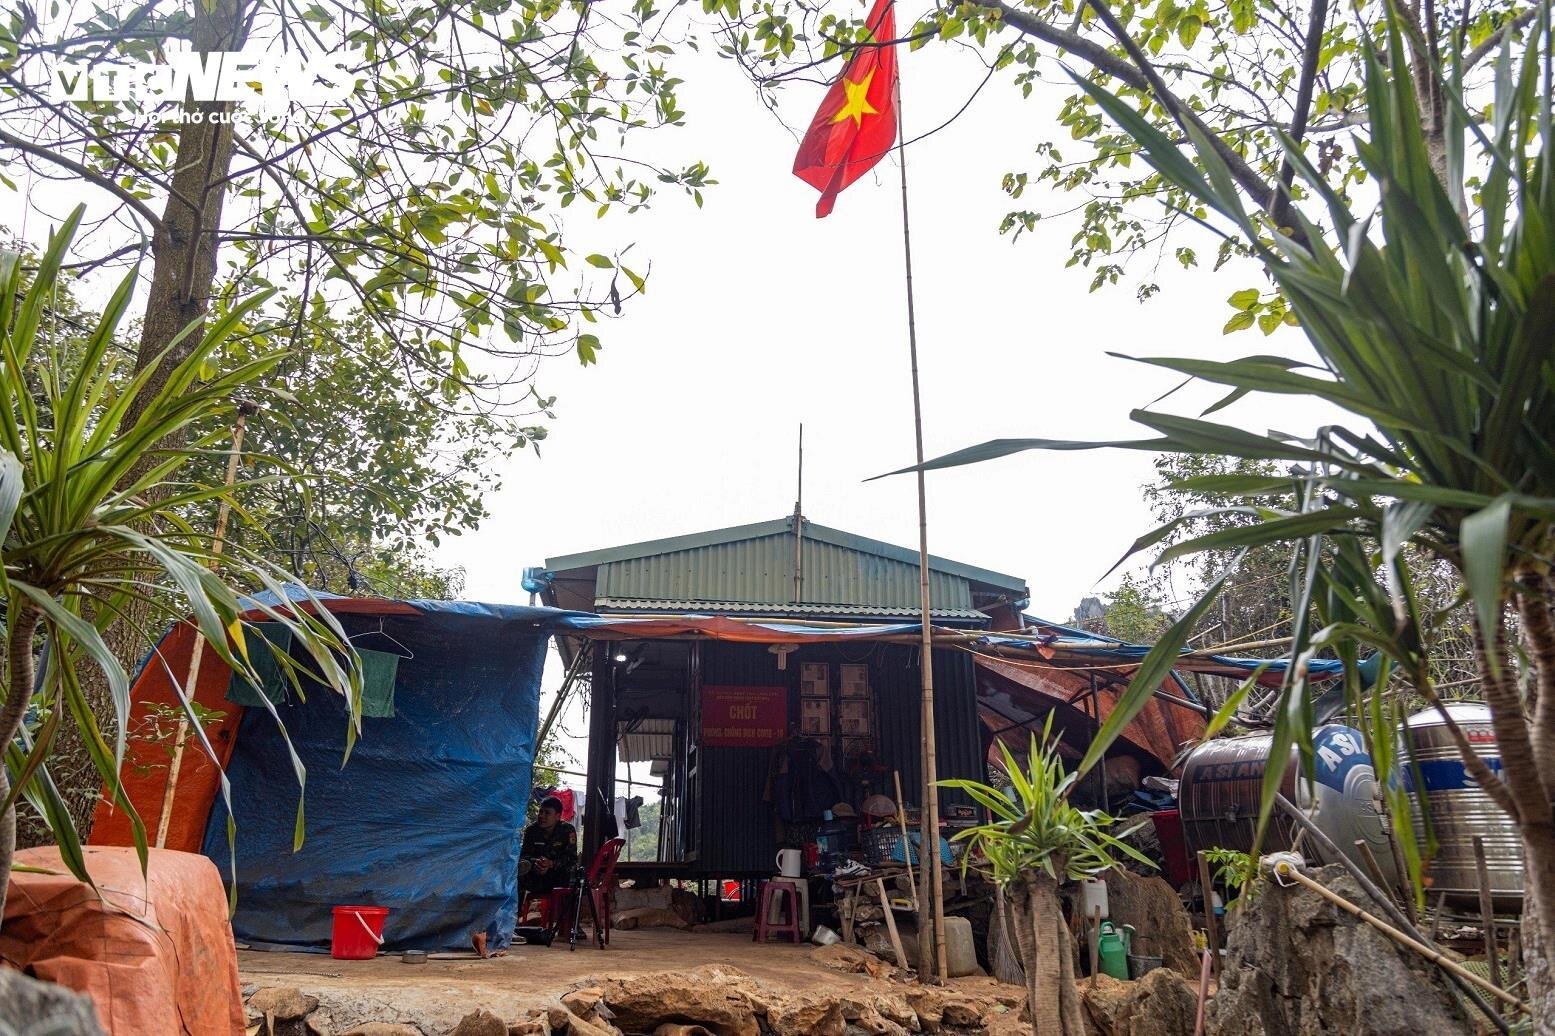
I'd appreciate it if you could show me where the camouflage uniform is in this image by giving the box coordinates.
[519,819,577,895]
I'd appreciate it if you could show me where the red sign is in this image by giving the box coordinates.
[701,685,788,747]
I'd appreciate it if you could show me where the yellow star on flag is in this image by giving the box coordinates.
[832,68,878,128]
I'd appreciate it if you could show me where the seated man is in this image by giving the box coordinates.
[519,796,578,902]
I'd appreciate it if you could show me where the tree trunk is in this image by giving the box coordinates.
[1012,871,1085,1035]
[1521,826,1555,1034]
[1,605,43,922]
[46,0,252,848]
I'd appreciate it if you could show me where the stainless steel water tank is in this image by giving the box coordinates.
[1401,703,1523,910]
[1180,724,1396,882]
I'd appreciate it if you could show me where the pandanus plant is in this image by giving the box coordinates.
[942,721,1152,1035]
[2,207,362,922]
[903,8,1555,1022]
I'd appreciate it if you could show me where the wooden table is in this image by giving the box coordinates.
[832,867,911,970]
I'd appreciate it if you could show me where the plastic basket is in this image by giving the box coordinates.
[862,827,953,867]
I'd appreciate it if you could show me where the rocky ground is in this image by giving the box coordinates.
[239,940,1029,1036]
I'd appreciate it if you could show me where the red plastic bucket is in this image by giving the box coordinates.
[330,905,388,959]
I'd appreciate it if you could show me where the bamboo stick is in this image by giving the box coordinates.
[155,402,251,847]
[1196,851,1221,977]
[1270,859,1525,1011]
[1473,835,1502,992]
[893,770,919,913]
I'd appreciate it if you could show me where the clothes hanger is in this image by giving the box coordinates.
[350,617,414,659]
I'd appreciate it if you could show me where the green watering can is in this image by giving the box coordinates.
[1097,921,1134,980]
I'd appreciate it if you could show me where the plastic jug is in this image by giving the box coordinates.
[1097,921,1133,980]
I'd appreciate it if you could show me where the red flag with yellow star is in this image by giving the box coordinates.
[792,0,898,217]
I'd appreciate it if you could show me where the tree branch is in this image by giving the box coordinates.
[1272,0,1331,230]
[0,127,163,231]
[1076,0,1285,215]
[1464,7,1537,69]
[975,0,1287,219]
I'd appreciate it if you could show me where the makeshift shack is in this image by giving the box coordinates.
[535,516,1212,877]
[91,592,559,952]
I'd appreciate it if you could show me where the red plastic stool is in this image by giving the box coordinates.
[753,879,802,944]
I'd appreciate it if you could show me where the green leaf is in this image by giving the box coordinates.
[1228,288,1260,310]
[1461,496,1512,649]
[584,254,615,269]
[1077,552,1245,776]
[1223,311,1256,334]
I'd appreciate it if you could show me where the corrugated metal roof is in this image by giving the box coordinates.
[545,517,1027,595]
[619,718,675,764]
[594,597,991,621]
[594,531,974,612]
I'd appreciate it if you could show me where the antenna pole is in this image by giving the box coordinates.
[792,424,805,604]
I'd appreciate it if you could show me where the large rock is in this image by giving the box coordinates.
[808,943,896,979]
[0,968,105,1035]
[449,1008,507,1036]
[599,965,761,1036]
[1081,970,1198,1036]
[1102,868,1198,980]
[1207,864,1474,1035]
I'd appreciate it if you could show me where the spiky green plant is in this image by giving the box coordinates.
[941,722,1152,1034]
[899,8,1555,1021]
[1,206,362,921]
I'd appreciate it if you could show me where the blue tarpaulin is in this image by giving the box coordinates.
[202,602,547,953]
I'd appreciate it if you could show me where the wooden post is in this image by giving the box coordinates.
[582,645,616,863]
[1089,905,1102,989]
[893,770,919,913]
[1473,835,1502,992]
[877,878,908,970]
[1197,851,1220,977]
[1354,839,1403,912]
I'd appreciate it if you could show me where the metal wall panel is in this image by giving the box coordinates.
[689,641,982,874]
[697,641,785,872]
[596,533,972,611]
[873,645,983,814]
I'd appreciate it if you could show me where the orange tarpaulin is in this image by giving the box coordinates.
[972,653,1205,769]
[1,846,245,1035]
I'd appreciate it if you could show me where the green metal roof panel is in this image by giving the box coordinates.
[593,531,973,611]
[594,597,992,621]
[546,516,1027,595]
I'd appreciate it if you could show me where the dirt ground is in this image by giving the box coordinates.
[238,929,1026,1034]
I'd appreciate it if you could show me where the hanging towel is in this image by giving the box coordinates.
[357,648,400,718]
[225,623,293,707]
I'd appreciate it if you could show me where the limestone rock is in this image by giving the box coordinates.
[651,1026,716,1036]
[339,1025,424,1036]
[849,1003,911,1035]
[600,965,760,1036]
[506,1019,550,1036]
[0,968,104,1035]
[449,1008,508,1036]
[1207,864,1474,1036]
[1102,868,1198,980]
[809,943,896,979]
[767,998,845,1036]
[561,988,604,1016]
[1082,970,1197,1036]
[249,986,321,1022]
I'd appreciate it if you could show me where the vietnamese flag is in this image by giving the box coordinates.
[792,0,898,217]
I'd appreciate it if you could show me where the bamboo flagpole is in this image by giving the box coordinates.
[894,60,949,985]
[788,0,944,979]
[155,400,254,847]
